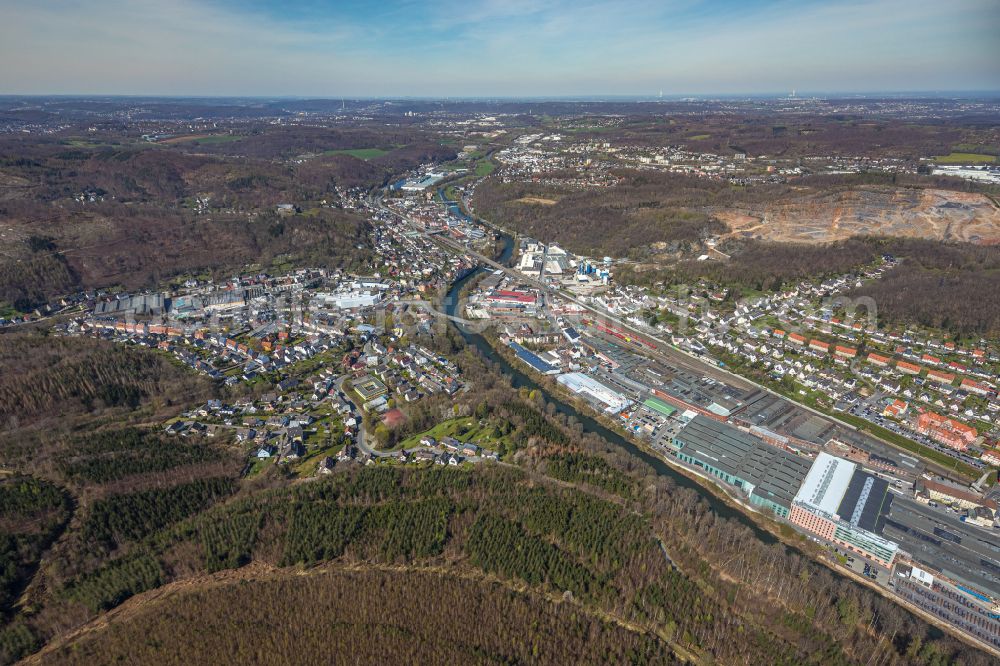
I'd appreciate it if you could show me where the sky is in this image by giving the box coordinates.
[1,0,998,97]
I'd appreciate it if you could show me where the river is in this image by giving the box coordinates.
[443,234,775,540]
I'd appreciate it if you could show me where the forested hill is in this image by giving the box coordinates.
[2,383,992,664]
[0,123,460,311]
[35,567,679,666]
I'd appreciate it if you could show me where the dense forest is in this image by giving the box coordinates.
[616,237,884,292]
[39,568,677,666]
[6,457,992,665]
[2,354,993,665]
[614,236,1000,336]
[0,198,373,310]
[0,333,212,438]
[473,172,729,257]
[849,239,1000,338]
[55,428,227,486]
[0,478,71,616]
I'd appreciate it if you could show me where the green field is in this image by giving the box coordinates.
[398,417,511,451]
[686,134,711,140]
[62,138,119,148]
[325,148,390,160]
[0,302,22,318]
[474,160,495,177]
[933,152,997,164]
[192,135,244,145]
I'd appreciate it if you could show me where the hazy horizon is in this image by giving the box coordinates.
[3,90,1000,101]
[2,0,998,97]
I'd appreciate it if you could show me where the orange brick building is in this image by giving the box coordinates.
[916,412,977,452]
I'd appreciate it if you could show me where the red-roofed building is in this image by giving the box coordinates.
[921,353,941,365]
[809,339,830,353]
[787,333,806,346]
[961,378,992,396]
[487,290,537,304]
[926,369,956,385]
[867,353,890,367]
[921,478,996,511]
[772,329,786,338]
[982,449,1000,467]
[884,399,908,419]
[834,345,857,359]
[916,412,978,452]
[896,360,921,375]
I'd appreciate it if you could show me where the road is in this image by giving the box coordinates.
[334,374,383,458]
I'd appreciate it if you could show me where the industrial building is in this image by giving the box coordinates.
[789,452,898,566]
[671,416,812,518]
[202,290,246,312]
[556,372,630,414]
[509,342,560,375]
[315,291,382,310]
[93,293,165,316]
[400,172,445,191]
[643,397,676,418]
[561,326,581,344]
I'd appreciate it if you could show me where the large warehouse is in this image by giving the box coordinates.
[556,372,630,414]
[794,452,858,515]
[672,415,812,518]
[790,452,897,565]
[793,452,893,532]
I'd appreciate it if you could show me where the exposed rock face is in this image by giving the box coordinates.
[716,188,1000,244]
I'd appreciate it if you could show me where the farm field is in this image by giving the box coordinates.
[157,134,243,145]
[934,152,997,164]
[323,147,390,160]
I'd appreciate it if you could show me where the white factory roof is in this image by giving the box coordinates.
[793,451,857,516]
[556,372,628,413]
